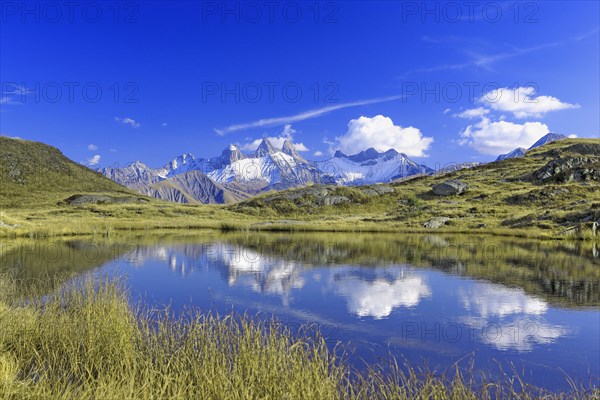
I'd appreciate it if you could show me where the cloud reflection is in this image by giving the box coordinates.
[459,284,567,351]
[333,267,431,319]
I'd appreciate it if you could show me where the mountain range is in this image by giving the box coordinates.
[99,138,432,204]
[99,133,570,205]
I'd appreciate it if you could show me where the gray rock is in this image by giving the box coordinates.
[61,194,149,206]
[315,196,350,206]
[0,221,18,229]
[423,217,450,229]
[358,185,394,197]
[532,157,600,183]
[432,180,468,196]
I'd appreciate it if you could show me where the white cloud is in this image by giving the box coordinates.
[86,155,101,165]
[215,95,404,135]
[109,148,117,153]
[334,115,433,157]
[87,144,98,151]
[454,107,489,119]
[313,151,324,157]
[481,87,579,118]
[443,108,451,114]
[459,117,550,155]
[241,124,310,152]
[162,122,168,127]
[114,116,141,128]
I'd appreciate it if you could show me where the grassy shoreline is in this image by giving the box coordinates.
[1,205,599,241]
[0,274,597,399]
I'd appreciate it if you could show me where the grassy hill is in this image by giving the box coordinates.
[231,138,600,237]
[0,137,138,209]
[0,136,599,239]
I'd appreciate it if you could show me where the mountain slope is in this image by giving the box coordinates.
[140,171,244,204]
[529,133,568,150]
[232,138,600,237]
[496,148,527,161]
[0,137,135,209]
[496,133,567,161]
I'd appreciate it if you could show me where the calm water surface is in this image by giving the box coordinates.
[3,233,599,392]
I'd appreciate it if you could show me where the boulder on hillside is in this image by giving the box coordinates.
[432,180,468,196]
[60,194,150,206]
[423,217,450,229]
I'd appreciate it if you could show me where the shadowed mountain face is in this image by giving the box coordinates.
[140,170,246,204]
[99,139,431,204]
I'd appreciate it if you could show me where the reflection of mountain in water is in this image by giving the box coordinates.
[125,243,306,305]
[128,244,435,318]
[220,233,600,308]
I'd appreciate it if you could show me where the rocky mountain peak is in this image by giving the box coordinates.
[281,139,298,157]
[255,138,277,157]
[347,148,382,163]
[221,144,245,163]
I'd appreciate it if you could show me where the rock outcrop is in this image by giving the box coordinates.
[432,180,468,196]
[423,217,450,229]
[532,157,600,183]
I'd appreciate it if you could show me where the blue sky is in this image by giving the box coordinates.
[1,1,598,170]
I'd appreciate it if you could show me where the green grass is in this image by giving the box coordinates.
[0,137,135,210]
[0,273,596,399]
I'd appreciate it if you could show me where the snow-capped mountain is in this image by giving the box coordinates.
[495,133,568,161]
[317,148,432,185]
[99,139,431,204]
[100,161,163,189]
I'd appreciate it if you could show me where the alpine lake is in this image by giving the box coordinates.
[2,232,598,393]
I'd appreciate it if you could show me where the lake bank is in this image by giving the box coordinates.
[0,272,597,400]
[2,203,599,241]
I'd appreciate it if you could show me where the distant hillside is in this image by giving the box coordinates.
[232,138,600,236]
[0,137,137,209]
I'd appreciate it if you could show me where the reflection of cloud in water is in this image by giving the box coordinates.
[460,284,567,351]
[333,268,431,319]
[460,284,548,317]
[460,316,568,352]
[487,322,567,351]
